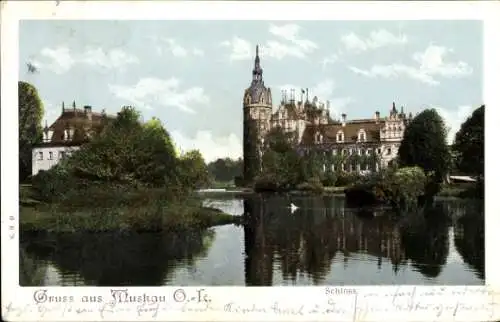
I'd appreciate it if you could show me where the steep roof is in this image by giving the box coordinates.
[300,119,383,145]
[47,108,115,144]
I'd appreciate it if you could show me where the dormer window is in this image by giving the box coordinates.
[358,129,366,142]
[315,131,323,144]
[336,130,344,142]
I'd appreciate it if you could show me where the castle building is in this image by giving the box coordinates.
[32,101,115,176]
[242,45,412,183]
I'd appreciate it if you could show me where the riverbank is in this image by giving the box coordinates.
[195,183,475,198]
[20,185,240,233]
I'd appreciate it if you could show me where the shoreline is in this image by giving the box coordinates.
[196,185,473,199]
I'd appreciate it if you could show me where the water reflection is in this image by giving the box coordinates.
[453,203,485,280]
[242,195,484,285]
[20,229,215,286]
[20,196,485,286]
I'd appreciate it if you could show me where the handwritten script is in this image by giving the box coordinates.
[3,286,500,321]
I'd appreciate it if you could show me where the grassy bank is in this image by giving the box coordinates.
[20,185,240,233]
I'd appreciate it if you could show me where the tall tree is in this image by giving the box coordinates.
[452,105,484,179]
[19,81,44,182]
[178,150,210,189]
[398,108,451,197]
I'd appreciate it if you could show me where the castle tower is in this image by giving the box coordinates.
[243,45,273,184]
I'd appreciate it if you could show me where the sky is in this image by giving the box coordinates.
[19,20,483,162]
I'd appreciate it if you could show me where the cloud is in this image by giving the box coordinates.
[321,53,339,69]
[433,105,475,144]
[276,79,353,118]
[151,37,204,57]
[220,37,253,61]
[221,23,317,61]
[170,130,242,163]
[80,48,139,69]
[108,77,210,114]
[32,46,138,74]
[341,29,408,52]
[349,44,473,85]
[32,47,76,74]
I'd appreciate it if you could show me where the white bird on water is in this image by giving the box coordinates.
[289,202,299,214]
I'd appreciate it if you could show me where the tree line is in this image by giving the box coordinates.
[19,80,484,201]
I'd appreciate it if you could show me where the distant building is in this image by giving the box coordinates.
[242,45,413,183]
[32,101,114,176]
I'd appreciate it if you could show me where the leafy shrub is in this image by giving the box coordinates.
[254,173,289,192]
[345,166,429,209]
[321,171,337,187]
[335,172,361,187]
[31,166,75,202]
[296,176,324,193]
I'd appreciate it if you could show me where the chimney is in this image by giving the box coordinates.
[84,105,92,120]
[341,113,346,126]
[375,111,380,123]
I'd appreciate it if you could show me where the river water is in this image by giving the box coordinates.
[19,195,484,286]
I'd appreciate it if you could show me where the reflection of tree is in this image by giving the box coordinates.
[19,247,47,286]
[400,205,450,278]
[243,195,408,285]
[453,203,484,280]
[20,229,215,286]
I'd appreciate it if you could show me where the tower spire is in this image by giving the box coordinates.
[252,44,263,83]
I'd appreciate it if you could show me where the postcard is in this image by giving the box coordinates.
[2,1,499,321]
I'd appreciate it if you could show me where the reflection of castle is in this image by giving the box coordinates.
[242,46,412,183]
[242,196,445,285]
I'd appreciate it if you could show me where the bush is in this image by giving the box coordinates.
[345,166,429,209]
[31,166,75,202]
[234,176,244,187]
[335,172,360,187]
[321,171,337,187]
[254,173,286,192]
[296,177,324,193]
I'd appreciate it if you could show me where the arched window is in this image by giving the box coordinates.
[336,130,344,142]
[315,131,323,144]
[358,129,366,142]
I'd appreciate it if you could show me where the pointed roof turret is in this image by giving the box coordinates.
[245,43,271,106]
[252,44,263,83]
[43,120,49,132]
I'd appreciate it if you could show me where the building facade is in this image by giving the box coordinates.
[242,45,413,183]
[32,101,114,176]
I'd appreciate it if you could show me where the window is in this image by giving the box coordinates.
[336,130,344,142]
[49,152,53,160]
[59,151,66,159]
[38,152,43,160]
[332,149,337,156]
[387,148,392,155]
[377,148,382,154]
[358,129,366,142]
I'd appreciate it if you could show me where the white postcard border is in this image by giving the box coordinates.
[2,1,499,321]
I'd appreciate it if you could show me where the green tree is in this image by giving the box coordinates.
[452,105,484,179]
[255,127,303,190]
[207,158,243,183]
[63,106,178,186]
[398,108,451,198]
[19,81,44,182]
[178,150,210,189]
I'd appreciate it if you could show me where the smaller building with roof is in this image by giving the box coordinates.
[32,101,115,176]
